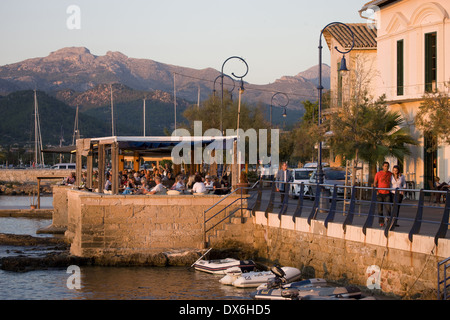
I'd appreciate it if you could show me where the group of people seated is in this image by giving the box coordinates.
[102,164,231,196]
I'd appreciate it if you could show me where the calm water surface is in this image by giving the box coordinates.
[0,196,254,300]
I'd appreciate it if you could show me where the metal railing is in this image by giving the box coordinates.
[438,257,450,300]
[202,180,259,248]
[251,179,450,245]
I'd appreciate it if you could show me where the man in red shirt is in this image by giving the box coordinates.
[374,162,393,227]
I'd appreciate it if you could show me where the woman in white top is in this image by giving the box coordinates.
[390,165,406,227]
[191,175,207,194]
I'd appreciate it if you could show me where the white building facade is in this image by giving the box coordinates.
[358,0,450,188]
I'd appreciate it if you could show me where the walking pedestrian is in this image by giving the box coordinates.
[390,165,406,227]
[374,162,392,227]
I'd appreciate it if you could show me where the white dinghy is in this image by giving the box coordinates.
[193,258,256,275]
[220,266,302,288]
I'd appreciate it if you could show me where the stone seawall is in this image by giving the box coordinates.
[246,211,450,299]
[62,188,244,261]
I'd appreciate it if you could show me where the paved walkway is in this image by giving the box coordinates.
[248,189,450,242]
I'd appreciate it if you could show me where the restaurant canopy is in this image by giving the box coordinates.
[75,135,239,195]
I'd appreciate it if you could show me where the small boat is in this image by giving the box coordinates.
[251,282,366,301]
[255,277,328,290]
[193,258,256,275]
[220,267,302,288]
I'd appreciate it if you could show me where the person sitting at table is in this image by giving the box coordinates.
[434,177,449,203]
[122,181,134,195]
[186,175,196,190]
[213,176,224,195]
[191,175,207,194]
[134,181,150,195]
[171,174,186,192]
[147,176,167,195]
[66,172,76,185]
[204,175,214,190]
[104,174,112,191]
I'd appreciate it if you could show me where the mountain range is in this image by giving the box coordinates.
[0,47,330,147]
[0,47,330,110]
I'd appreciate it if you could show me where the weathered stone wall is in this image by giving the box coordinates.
[52,185,70,227]
[64,189,244,259]
[248,211,450,299]
[0,169,72,183]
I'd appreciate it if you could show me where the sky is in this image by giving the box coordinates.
[0,0,369,85]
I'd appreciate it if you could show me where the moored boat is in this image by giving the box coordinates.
[251,283,368,300]
[220,266,302,288]
[193,258,256,274]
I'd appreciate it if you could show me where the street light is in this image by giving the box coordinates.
[317,22,355,184]
[213,74,236,99]
[270,92,289,128]
[221,56,249,134]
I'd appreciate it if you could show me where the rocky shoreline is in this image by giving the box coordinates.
[0,181,53,196]
[0,233,258,272]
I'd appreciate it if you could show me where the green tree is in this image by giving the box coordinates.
[327,95,418,184]
[415,85,450,150]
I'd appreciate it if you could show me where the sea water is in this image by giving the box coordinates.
[0,196,253,300]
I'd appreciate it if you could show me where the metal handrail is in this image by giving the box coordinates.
[203,180,259,215]
[255,179,450,245]
[438,257,450,300]
[202,180,260,248]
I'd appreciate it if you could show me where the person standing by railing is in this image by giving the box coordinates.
[275,162,293,207]
[374,162,392,227]
[391,165,406,227]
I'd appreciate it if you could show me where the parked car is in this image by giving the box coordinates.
[51,163,76,170]
[259,163,279,180]
[289,168,315,198]
[308,167,349,198]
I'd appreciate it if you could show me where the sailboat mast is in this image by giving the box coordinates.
[34,90,38,166]
[70,105,79,163]
[34,90,44,167]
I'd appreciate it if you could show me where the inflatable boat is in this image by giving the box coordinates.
[255,277,328,290]
[220,266,302,288]
[251,284,366,300]
[193,258,256,274]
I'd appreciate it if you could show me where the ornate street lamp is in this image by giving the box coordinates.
[213,74,236,99]
[220,56,249,134]
[317,22,355,184]
[270,92,289,128]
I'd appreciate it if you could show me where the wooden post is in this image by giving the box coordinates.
[133,151,140,172]
[37,178,41,209]
[111,142,119,195]
[86,144,93,189]
[75,139,83,187]
[98,144,105,193]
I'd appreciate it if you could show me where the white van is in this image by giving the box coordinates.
[51,163,76,170]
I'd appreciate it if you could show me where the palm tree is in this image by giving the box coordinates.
[327,95,418,184]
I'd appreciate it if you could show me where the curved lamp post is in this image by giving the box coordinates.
[270,92,290,128]
[317,22,355,184]
[221,56,249,134]
[213,74,236,99]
